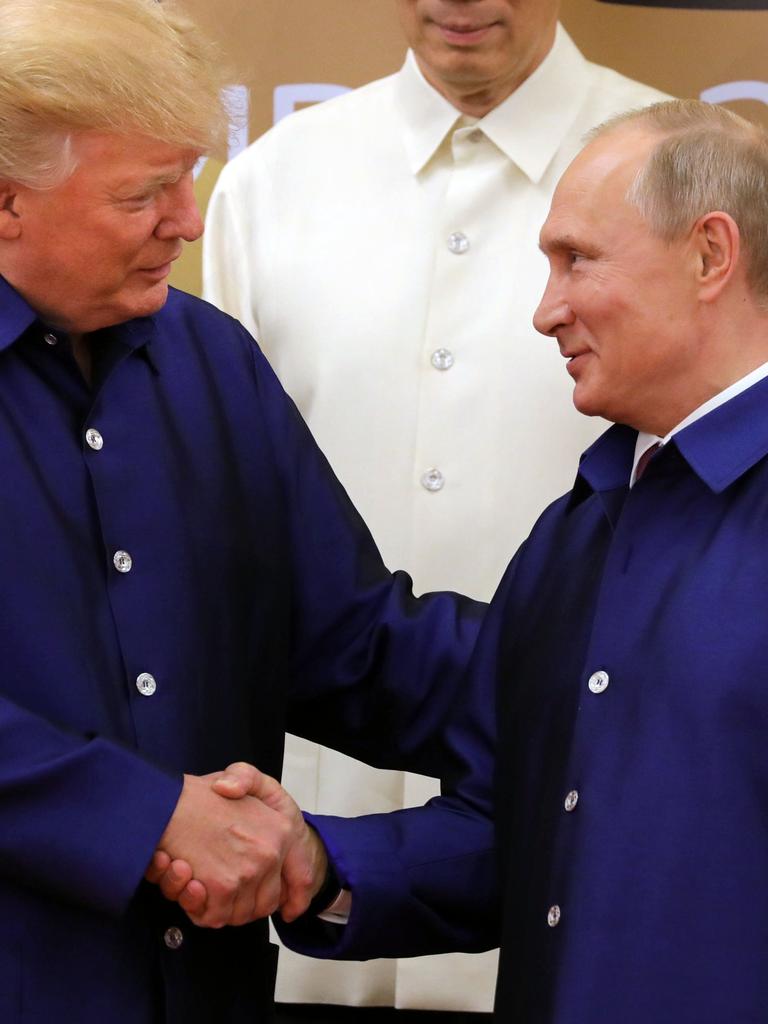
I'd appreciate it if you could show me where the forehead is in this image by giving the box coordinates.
[67,132,200,192]
[540,129,656,252]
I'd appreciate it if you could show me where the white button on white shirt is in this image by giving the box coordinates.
[447,231,470,255]
[113,550,133,573]
[136,672,157,697]
[421,469,445,492]
[85,428,104,451]
[431,348,455,371]
[588,670,610,694]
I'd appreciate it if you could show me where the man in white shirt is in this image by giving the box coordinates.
[204,0,668,1012]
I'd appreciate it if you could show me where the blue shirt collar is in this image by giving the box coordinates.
[0,274,158,354]
[0,275,37,351]
[572,373,768,505]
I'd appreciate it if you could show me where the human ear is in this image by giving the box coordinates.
[694,211,739,302]
[0,181,22,240]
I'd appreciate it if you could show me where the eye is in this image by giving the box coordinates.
[120,188,159,209]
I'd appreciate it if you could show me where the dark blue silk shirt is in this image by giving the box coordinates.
[0,277,490,1023]
[300,374,768,1022]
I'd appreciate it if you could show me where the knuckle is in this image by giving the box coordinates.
[232,904,256,927]
[276,817,292,841]
[260,846,283,872]
[247,833,282,865]
[198,900,232,929]
[206,877,234,901]
[247,857,276,885]
[254,895,280,920]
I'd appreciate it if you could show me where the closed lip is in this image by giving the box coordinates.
[561,348,591,360]
[431,19,501,42]
[437,20,498,31]
[561,348,592,373]
[137,250,182,276]
[137,261,174,279]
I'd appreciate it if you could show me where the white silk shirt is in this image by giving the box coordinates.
[204,26,668,1011]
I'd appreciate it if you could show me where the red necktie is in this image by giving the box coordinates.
[635,441,661,482]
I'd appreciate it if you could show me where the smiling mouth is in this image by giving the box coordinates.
[432,20,500,43]
[564,351,592,375]
[441,21,494,31]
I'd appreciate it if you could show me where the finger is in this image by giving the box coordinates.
[202,874,281,929]
[212,766,299,828]
[212,764,284,809]
[187,878,236,929]
[144,849,171,884]
[279,889,312,924]
[225,854,285,927]
[280,827,330,922]
[211,761,263,800]
[248,869,284,924]
[178,878,208,917]
[157,860,194,901]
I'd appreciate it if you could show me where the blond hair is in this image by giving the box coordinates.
[590,99,768,302]
[0,0,229,187]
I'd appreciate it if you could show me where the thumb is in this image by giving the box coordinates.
[212,761,282,804]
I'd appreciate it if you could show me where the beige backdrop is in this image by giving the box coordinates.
[171,0,768,295]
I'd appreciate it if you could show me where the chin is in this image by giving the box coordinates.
[572,390,606,420]
[129,282,171,319]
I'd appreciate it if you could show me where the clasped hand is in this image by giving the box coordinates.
[144,763,328,928]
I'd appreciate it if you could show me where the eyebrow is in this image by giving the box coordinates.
[539,232,582,255]
[114,157,200,195]
[139,167,189,188]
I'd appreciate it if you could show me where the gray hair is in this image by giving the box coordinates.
[0,0,230,188]
[590,100,768,303]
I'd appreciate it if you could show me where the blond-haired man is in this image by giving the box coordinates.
[0,2,492,1021]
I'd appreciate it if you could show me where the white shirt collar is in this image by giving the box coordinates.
[393,24,593,181]
[631,360,768,486]
[393,50,460,175]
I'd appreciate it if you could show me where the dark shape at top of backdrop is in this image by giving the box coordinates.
[597,0,768,9]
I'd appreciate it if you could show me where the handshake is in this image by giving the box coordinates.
[144,763,330,928]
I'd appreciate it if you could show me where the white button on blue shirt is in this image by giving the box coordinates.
[588,670,609,694]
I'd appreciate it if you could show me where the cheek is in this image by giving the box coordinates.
[78,239,146,294]
[396,2,421,45]
[109,230,156,270]
[571,290,618,347]
[587,289,643,342]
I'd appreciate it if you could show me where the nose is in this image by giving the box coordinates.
[533,272,573,338]
[155,173,204,243]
